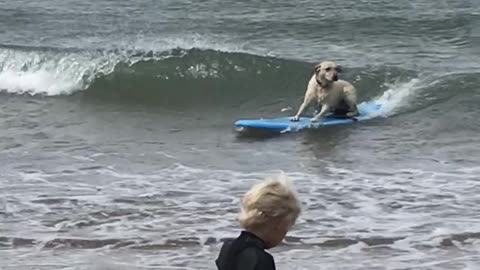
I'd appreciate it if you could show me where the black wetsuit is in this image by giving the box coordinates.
[215,231,276,270]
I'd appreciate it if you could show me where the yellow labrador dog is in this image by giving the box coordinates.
[291,61,359,122]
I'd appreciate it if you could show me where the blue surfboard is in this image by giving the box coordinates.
[234,102,382,133]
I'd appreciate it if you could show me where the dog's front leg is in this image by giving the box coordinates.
[291,101,308,121]
[291,90,314,121]
[311,104,330,122]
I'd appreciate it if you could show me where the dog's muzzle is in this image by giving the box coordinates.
[316,73,338,87]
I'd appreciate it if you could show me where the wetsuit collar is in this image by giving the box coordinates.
[240,230,267,249]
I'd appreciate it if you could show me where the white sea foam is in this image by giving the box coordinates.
[0,35,255,96]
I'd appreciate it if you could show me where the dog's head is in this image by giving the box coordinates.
[313,61,342,85]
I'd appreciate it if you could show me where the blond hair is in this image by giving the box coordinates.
[238,175,301,230]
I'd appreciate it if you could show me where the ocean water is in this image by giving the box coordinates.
[1,1,480,269]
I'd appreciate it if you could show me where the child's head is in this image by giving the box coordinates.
[238,174,301,248]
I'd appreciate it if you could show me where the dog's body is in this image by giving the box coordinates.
[291,61,359,122]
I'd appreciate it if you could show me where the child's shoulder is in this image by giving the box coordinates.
[215,232,275,270]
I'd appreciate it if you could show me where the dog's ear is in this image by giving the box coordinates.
[314,63,322,73]
[335,65,342,81]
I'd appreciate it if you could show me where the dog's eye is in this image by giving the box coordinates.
[326,67,331,71]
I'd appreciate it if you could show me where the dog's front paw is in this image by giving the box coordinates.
[290,116,300,122]
[310,117,320,122]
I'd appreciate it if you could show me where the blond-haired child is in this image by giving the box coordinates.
[216,175,301,270]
